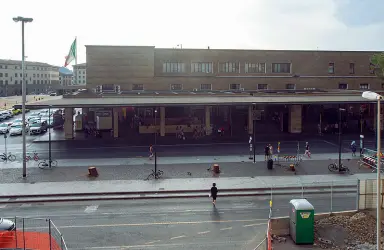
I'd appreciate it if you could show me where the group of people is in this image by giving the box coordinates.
[264,142,312,160]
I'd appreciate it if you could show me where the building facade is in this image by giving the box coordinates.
[0,59,60,96]
[59,67,73,86]
[85,46,382,93]
[72,63,86,85]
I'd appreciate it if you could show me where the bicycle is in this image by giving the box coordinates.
[0,152,16,162]
[328,162,350,173]
[38,159,58,169]
[145,169,164,180]
[25,152,39,162]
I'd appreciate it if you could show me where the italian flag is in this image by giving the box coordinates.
[64,38,77,67]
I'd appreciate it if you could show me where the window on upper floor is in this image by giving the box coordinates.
[360,83,369,90]
[258,84,268,90]
[37,74,40,77]
[5,80,8,85]
[219,62,238,73]
[349,63,355,74]
[191,62,212,73]
[37,80,40,84]
[0,73,2,77]
[170,84,182,91]
[19,73,22,77]
[83,80,86,84]
[0,65,2,69]
[200,83,212,90]
[132,84,144,91]
[0,80,3,85]
[286,84,296,90]
[229,84,241,90]
[15,66,18,69]
[33,67,35,70]
[3,66,6,69]
[339,83,348,89]
[163,62,185,73]
[33,80,36,84]
[33,74,35,77]
[245,63,266,73]
[272,63,291,73]
[4,73,7,77]
[15,80,18,84]
[328,63,335,74]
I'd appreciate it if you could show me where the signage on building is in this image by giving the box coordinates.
[95,111,112,117]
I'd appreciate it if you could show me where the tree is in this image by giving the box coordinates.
[371,53,384,79]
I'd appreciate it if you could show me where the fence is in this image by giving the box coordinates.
[358,178,384,209]
[0,217,67,250]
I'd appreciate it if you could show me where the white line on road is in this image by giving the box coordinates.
[170,235,187,240]
[84,205,99,213]
[220,227,232,231]
[0,205,6,209]
[197,230,210,235]
[145,240,161,245]
[243,222,267,227]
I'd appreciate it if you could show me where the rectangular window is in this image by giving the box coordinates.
[37,80,40,84]
[272,63,291,73]
[15,80,18,84]
[349,63,355,74]
[200,83,212,90]
[26,80,28,84]
[4,66,7,69]
[33,80,36,84]
[229,83,241,90]
[339,83,348,89]
[4,73,7,77]
[219,62,238,73]
[328,63,335,74]
[37,74,40,77]
[170,84,183,91]
[33,74,36,77]
[5,80,8,85]
[19,73,22,77]
[33,67,35,70]
[191,62,213,73]
[132,84,144,90]
[245,63,266,73]
[0,80,3,84]
[286,84,296,90]
[15,66,17,69]
[83,80,86,83]
[45,74,47,77]
[14,73,17,77]
[0,73,2,77]
[360,83,369,90]
[0,65,2,69]
[162,62,185,73]
[257,84,268,90]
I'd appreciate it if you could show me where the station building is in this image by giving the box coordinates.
[25,46,383,142]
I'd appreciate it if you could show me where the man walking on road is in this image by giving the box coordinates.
[210,183,218,205]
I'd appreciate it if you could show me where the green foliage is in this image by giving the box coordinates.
[371,53,384,78]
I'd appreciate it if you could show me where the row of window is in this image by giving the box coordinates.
[118,83,379,91]
[0,65,51,71]
[163,62,291,74]
[163,62,377,74]
[0,80,52,85]
[0,72,52,78]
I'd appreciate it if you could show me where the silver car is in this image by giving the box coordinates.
[0,218,15,235]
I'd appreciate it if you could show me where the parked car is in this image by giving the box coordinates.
[0,122,11,134]
[49,92,57,96]
[12,108,22,115]
[0,113,6,121]
[29,121,48,135]
[0,111,12,119]
[9,123,28,136]
[0,218,15,236]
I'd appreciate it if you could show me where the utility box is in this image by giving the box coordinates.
[289,199,314,244]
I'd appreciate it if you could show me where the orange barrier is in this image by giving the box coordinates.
[0,230,62,250]
[267,220,272,250]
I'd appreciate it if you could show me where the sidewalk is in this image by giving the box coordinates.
[0,173,375,197]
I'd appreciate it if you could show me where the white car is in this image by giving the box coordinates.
[9,123,29,136]
[0,111,11,119]
[0,218,15,236]
[0,122,11,134]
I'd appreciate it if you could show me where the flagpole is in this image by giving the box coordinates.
[75,36,77,84]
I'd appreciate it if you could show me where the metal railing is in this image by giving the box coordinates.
[1,217,67,250]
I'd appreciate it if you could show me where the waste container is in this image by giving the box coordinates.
[289,199,314,244]
[267,159,273,169]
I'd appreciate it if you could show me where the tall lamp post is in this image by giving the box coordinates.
[154,109,158,176]
[13,16,33,178]
[338,107,346,170]
[362,91,382,250]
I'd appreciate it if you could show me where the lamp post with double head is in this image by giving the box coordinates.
[13,16,33,178]
[362,91,382,250]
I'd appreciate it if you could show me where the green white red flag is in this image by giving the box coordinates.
[64,38,77,67]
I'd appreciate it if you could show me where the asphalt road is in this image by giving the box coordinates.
[0,194,356,249]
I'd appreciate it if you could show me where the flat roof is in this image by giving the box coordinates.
[19,94,372,109]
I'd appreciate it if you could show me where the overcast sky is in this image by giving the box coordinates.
[1,0,383,68]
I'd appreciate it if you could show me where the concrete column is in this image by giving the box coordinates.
[248,105,253,135]
[64,108,74,139]
[288,104,303,133]
[160,107,165,136]
[113,107,119,138]
[205,106,212,135]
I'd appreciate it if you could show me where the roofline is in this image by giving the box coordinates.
[85,45,155,48]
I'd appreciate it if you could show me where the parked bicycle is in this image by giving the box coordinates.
[38,159,58,169]
[25,152,39,162]
[0,152,16,162]
[145,169,164,180]
[328,161,350,173]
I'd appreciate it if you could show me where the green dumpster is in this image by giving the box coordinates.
[289,199,314,244]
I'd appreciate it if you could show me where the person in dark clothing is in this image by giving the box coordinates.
[210,183,218,205]
[265,145,270,161]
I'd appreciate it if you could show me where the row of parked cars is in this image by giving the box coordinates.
[0,109,61,136]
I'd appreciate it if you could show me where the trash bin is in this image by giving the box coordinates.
[289,199,314,244]
[267,159,273,169]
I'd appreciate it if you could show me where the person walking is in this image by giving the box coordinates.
[149,144,154,160]
[264,145,270,161]
[269,144,273,159]
[305,142,311,158]
[351,141,357,157]
[210,183,218,205]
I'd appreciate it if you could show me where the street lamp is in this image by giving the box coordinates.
[362,91,382,250]
[154,109,158,176]
[338,107,346,171]
[13,16,33,178]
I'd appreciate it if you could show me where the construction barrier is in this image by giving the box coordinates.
[359,148,384,172]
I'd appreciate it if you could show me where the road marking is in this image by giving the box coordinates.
[21,204,31,208]
[197,230,210,235]
[84,205,98,213]
[243,222,267,227]
[28,218,267,229]
[170,235,186,240]
[0,205,6,209]
[220,227,232,231]
[145,240,161,245]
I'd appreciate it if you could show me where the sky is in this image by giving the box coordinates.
[1,0,383,68]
